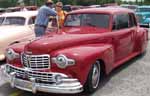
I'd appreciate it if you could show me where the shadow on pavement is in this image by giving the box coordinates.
[93,53,146,94]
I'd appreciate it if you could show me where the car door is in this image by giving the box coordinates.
[112,13,135,63]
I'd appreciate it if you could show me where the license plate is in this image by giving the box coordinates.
[14,79,32,91]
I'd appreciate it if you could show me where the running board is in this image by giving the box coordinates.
[114,52,140,68]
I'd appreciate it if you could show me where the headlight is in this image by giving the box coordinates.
[52,54,75,69]
[5,48,19,61]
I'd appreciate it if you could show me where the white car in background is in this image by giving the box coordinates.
[0,11,37,60]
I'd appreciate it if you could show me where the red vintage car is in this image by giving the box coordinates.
[1,7,148,94]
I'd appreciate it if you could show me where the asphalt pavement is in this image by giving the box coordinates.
[0,41,150,96]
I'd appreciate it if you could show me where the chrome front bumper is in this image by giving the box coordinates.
[0,64,83,94]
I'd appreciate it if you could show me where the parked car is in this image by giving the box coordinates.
[1,8,148,94]
[136,6,150,27]
[120,4,138,11]
[6,6,37,12]
[89,5,101,8]
[0,11,37,60]
[101,3,118,7]
[63,5,84,12]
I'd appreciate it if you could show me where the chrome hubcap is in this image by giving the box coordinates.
[92,61,100,89]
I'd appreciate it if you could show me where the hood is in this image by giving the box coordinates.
[25,27,108,54]
[25,34,101,54]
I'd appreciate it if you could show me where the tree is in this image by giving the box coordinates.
[144,0,150,5]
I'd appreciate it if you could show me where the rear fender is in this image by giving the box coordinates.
[135,28,148,52]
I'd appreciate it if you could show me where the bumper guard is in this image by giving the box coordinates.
[0,64,83,94]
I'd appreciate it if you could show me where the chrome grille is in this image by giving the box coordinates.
[6,65,54,83]
[21,53,50,70]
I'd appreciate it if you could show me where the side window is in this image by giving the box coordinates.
[28,16,36,25]
[132,13,137,26]
[113,13,129,30]
[129,13,136,27]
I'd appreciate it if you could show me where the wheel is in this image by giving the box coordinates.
[84,61,101,93]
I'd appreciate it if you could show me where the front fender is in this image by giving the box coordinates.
[6,41,29,65]
[51,44,115,85]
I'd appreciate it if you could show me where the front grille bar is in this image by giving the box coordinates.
[21,53,50,70]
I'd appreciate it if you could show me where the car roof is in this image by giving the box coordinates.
[121,4,138,6]
[69,7,134,15]
[0,11,37,18]
[138,6,150,8]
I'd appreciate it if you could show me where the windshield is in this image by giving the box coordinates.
[0,17,4,25]
[64,13,110,28]
[1,17,25,25]
[136,8,150,12]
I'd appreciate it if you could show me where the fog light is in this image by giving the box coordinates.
[6,65,10,73]
[55,75,63,84]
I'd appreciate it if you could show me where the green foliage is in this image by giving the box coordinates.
[144,0,150,5]
[0,0,16,8]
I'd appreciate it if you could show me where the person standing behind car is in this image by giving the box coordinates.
[55,2,67,28]
[34,0,57,37]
